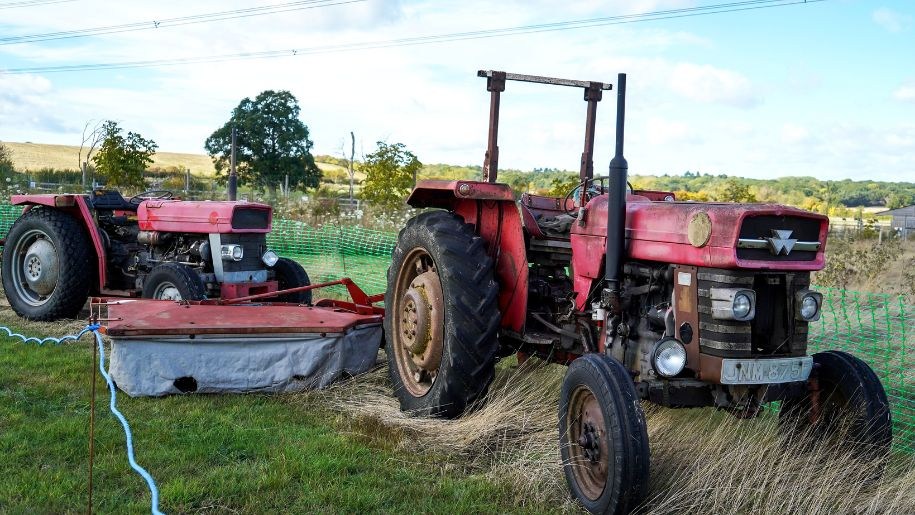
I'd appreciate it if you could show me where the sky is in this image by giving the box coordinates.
[0,0,913,181]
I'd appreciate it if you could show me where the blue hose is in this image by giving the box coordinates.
[2,323,163,514]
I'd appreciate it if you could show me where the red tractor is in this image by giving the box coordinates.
[385,71,892,513]
[1,190,310,321]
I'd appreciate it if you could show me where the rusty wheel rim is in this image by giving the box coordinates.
[391,247,444,397]
[566,385,610,501]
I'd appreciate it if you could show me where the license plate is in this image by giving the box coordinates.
[720,357,813,385]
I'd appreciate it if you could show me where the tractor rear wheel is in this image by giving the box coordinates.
[270,257,312,304]
[559,354,650,515]
[779,350,892,459]
[384,211,500,418]
[1,208,93,321]
[142,263,206,301]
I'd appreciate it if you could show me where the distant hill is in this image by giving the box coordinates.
[2,141,217,176]
[4,141,348,178]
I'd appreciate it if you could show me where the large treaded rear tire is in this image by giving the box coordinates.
[559,354,650,515]
[384,211,501,418]
[779,350,892,459]
[1,208,93,321]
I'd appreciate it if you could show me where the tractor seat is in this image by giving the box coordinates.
[89,190,138,211]
[520,193,576,240]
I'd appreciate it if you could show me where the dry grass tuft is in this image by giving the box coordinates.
[299,356,915,515]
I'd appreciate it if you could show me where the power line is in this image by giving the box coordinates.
[0,0,825,75]
[0,0,366,45]
[0,0,74,9]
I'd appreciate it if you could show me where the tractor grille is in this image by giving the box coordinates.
[231,207,271,230]
[221,233,268,272]
[737,215,820,262]
[697,268,810,358]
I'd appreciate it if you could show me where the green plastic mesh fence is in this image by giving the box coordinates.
[0,203,21,238]
[0,204,911,451]
[809,288,913,453]
[267,219,395,297]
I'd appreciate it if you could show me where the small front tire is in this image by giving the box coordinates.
[142,263,206,301]
[779,350,892,459]
[559,354,650,515]
[269,257,312,304]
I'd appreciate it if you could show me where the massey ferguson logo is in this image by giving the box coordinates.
[766,229,797,255]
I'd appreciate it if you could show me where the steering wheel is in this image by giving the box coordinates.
[564,177,608,216]
[129,190,173,205]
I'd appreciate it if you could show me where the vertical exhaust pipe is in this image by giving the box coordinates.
[604,73,627,306]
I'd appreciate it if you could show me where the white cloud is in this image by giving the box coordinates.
[872,7,911,33]
[668,63,761,108]
[645,117,699,145]
[780,123,810,144]
[893,82,915,102]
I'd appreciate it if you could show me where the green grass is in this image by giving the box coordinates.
[0,316,548,514]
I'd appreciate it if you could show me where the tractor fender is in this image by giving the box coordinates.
[11,194,107,291]
[407,180,528,333]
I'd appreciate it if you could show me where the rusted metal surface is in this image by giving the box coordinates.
[477,70,612,90]
[389,248,445,396]
[673,265,700,373]
[579,83,603,183]
[97,299,382,337]
[476,70,611,184]
[566,384,609,501]
[406,180,515,207]
[482,71,505,183]
[219,280,278,300]
[698,353,724,383]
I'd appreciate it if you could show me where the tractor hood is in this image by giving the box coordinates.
[574,195,829,271]
[137,200,273,234]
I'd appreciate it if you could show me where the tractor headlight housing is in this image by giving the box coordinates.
[221,244,244,262]
[795,290,822,322]
[710,288,756,322]
[261,250,279,267]
[653,338,687,378]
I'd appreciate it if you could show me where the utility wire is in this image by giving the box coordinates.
[0,0,825,75]
[0,0,366,45]
[0,0,74,9]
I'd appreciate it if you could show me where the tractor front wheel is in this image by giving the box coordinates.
[270,257,312,304]
[559,354,650,515]
[1,208,93,321]
[779,350,892,459]
[142,263,206,301]
[384,211,500,418]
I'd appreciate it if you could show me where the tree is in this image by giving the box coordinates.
[91,121,158,190]
[204,90,321,198]
[0,141,14,178]
[716,179,757,203]
[360,141,422,209]
[78,120,104,189]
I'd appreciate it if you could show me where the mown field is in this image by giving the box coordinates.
[2,298,914,514]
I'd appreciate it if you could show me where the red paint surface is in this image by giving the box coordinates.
[102,300,382,337]
[137,200,272,233]
[573,195,828,270]
[454,199,528,333]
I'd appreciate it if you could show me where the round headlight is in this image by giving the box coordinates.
[733,293,752,320]
[262,250,279,267]
[800,295,819,320]
[654,339,687,378]
[231,245,244,261]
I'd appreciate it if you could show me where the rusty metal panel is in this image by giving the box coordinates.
[99,300,382,337]
[673,265,700,374]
